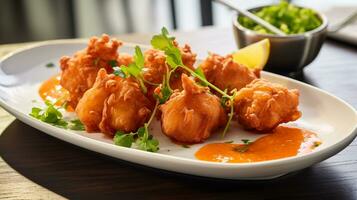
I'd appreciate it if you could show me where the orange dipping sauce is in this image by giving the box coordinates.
[195,126,321,163]
[39,74,73,111]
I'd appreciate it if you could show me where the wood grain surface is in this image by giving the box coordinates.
[0,27,356,200]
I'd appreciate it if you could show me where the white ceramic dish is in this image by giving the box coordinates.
[0,40,356,180]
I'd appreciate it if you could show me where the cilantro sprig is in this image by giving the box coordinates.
[30,100,85,131]
[110,46,148,93]
[151,27,238,137]
[114,101,160,152]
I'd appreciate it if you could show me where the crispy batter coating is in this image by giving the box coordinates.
[234,79,301,131]
[75,69,119,132]
[60,34,123,108]
[200,53,259,94]
[160,74,227,143]
[143,42,197,89]
[117,53,134,66]
[99,76,153,136]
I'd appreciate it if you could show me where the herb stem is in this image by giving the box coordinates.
[147,100,159,126]
[180,65,229,98]
[143,100,159,140]
[222,102,234,138]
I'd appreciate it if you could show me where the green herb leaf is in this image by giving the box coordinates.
[194,67,208,86]
[114,131,134,148]
[30,101,68,128]
[224,140,234,144]
[137,127,146,138]
[119,46,147,94]
[182,144,190,148]
[241,139,251,144]
[30,107,42,118]
[134,46,144,69]
[46,62,55,68]
[108,60,117,68]
[155,83,172,104]
[68,119,85,131]
[113,67,126,78]
[136,137,159,152]
[151,27,183,69]
[233,145,250,153]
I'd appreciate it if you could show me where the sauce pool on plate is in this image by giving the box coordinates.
[195,126,321,163]
[39,74,73,111]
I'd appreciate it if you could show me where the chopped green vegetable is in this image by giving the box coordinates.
[181,144,190,148]
[46,62,55,68]
[238,1,322,35]
[224,140,234,144]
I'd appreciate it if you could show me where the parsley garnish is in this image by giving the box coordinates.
[68,119,85,131]
[120,46,147,94]
[114,131,135,147]
[30,100,67,128]
[30,101,85,131]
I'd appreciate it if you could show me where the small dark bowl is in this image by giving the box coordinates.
[232,5,328,73]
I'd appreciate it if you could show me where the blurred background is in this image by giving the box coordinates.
[1,0,357,44]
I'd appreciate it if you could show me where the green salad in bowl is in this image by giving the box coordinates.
[238,1,322,35]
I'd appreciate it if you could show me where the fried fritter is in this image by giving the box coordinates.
[99,77,153,136]
[60,34,123,108]
[160,74,227,143]
[75,69,119,132]
[200,53,259,94]
[143,42,197,89]
[234,79,301,131]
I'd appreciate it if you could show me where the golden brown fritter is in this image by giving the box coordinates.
[234,79,301,131]
[75,69,119,132]
[60,34,123,108]
[160,74,227,143]
[142,42,197,89]
[99,77,153,136]
[200,53,259,94]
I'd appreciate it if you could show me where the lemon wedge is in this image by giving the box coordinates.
[232,39,270,70]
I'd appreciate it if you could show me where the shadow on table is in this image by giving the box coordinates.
[0,120,354,200]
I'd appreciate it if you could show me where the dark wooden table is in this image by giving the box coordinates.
[0,27,357,199]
